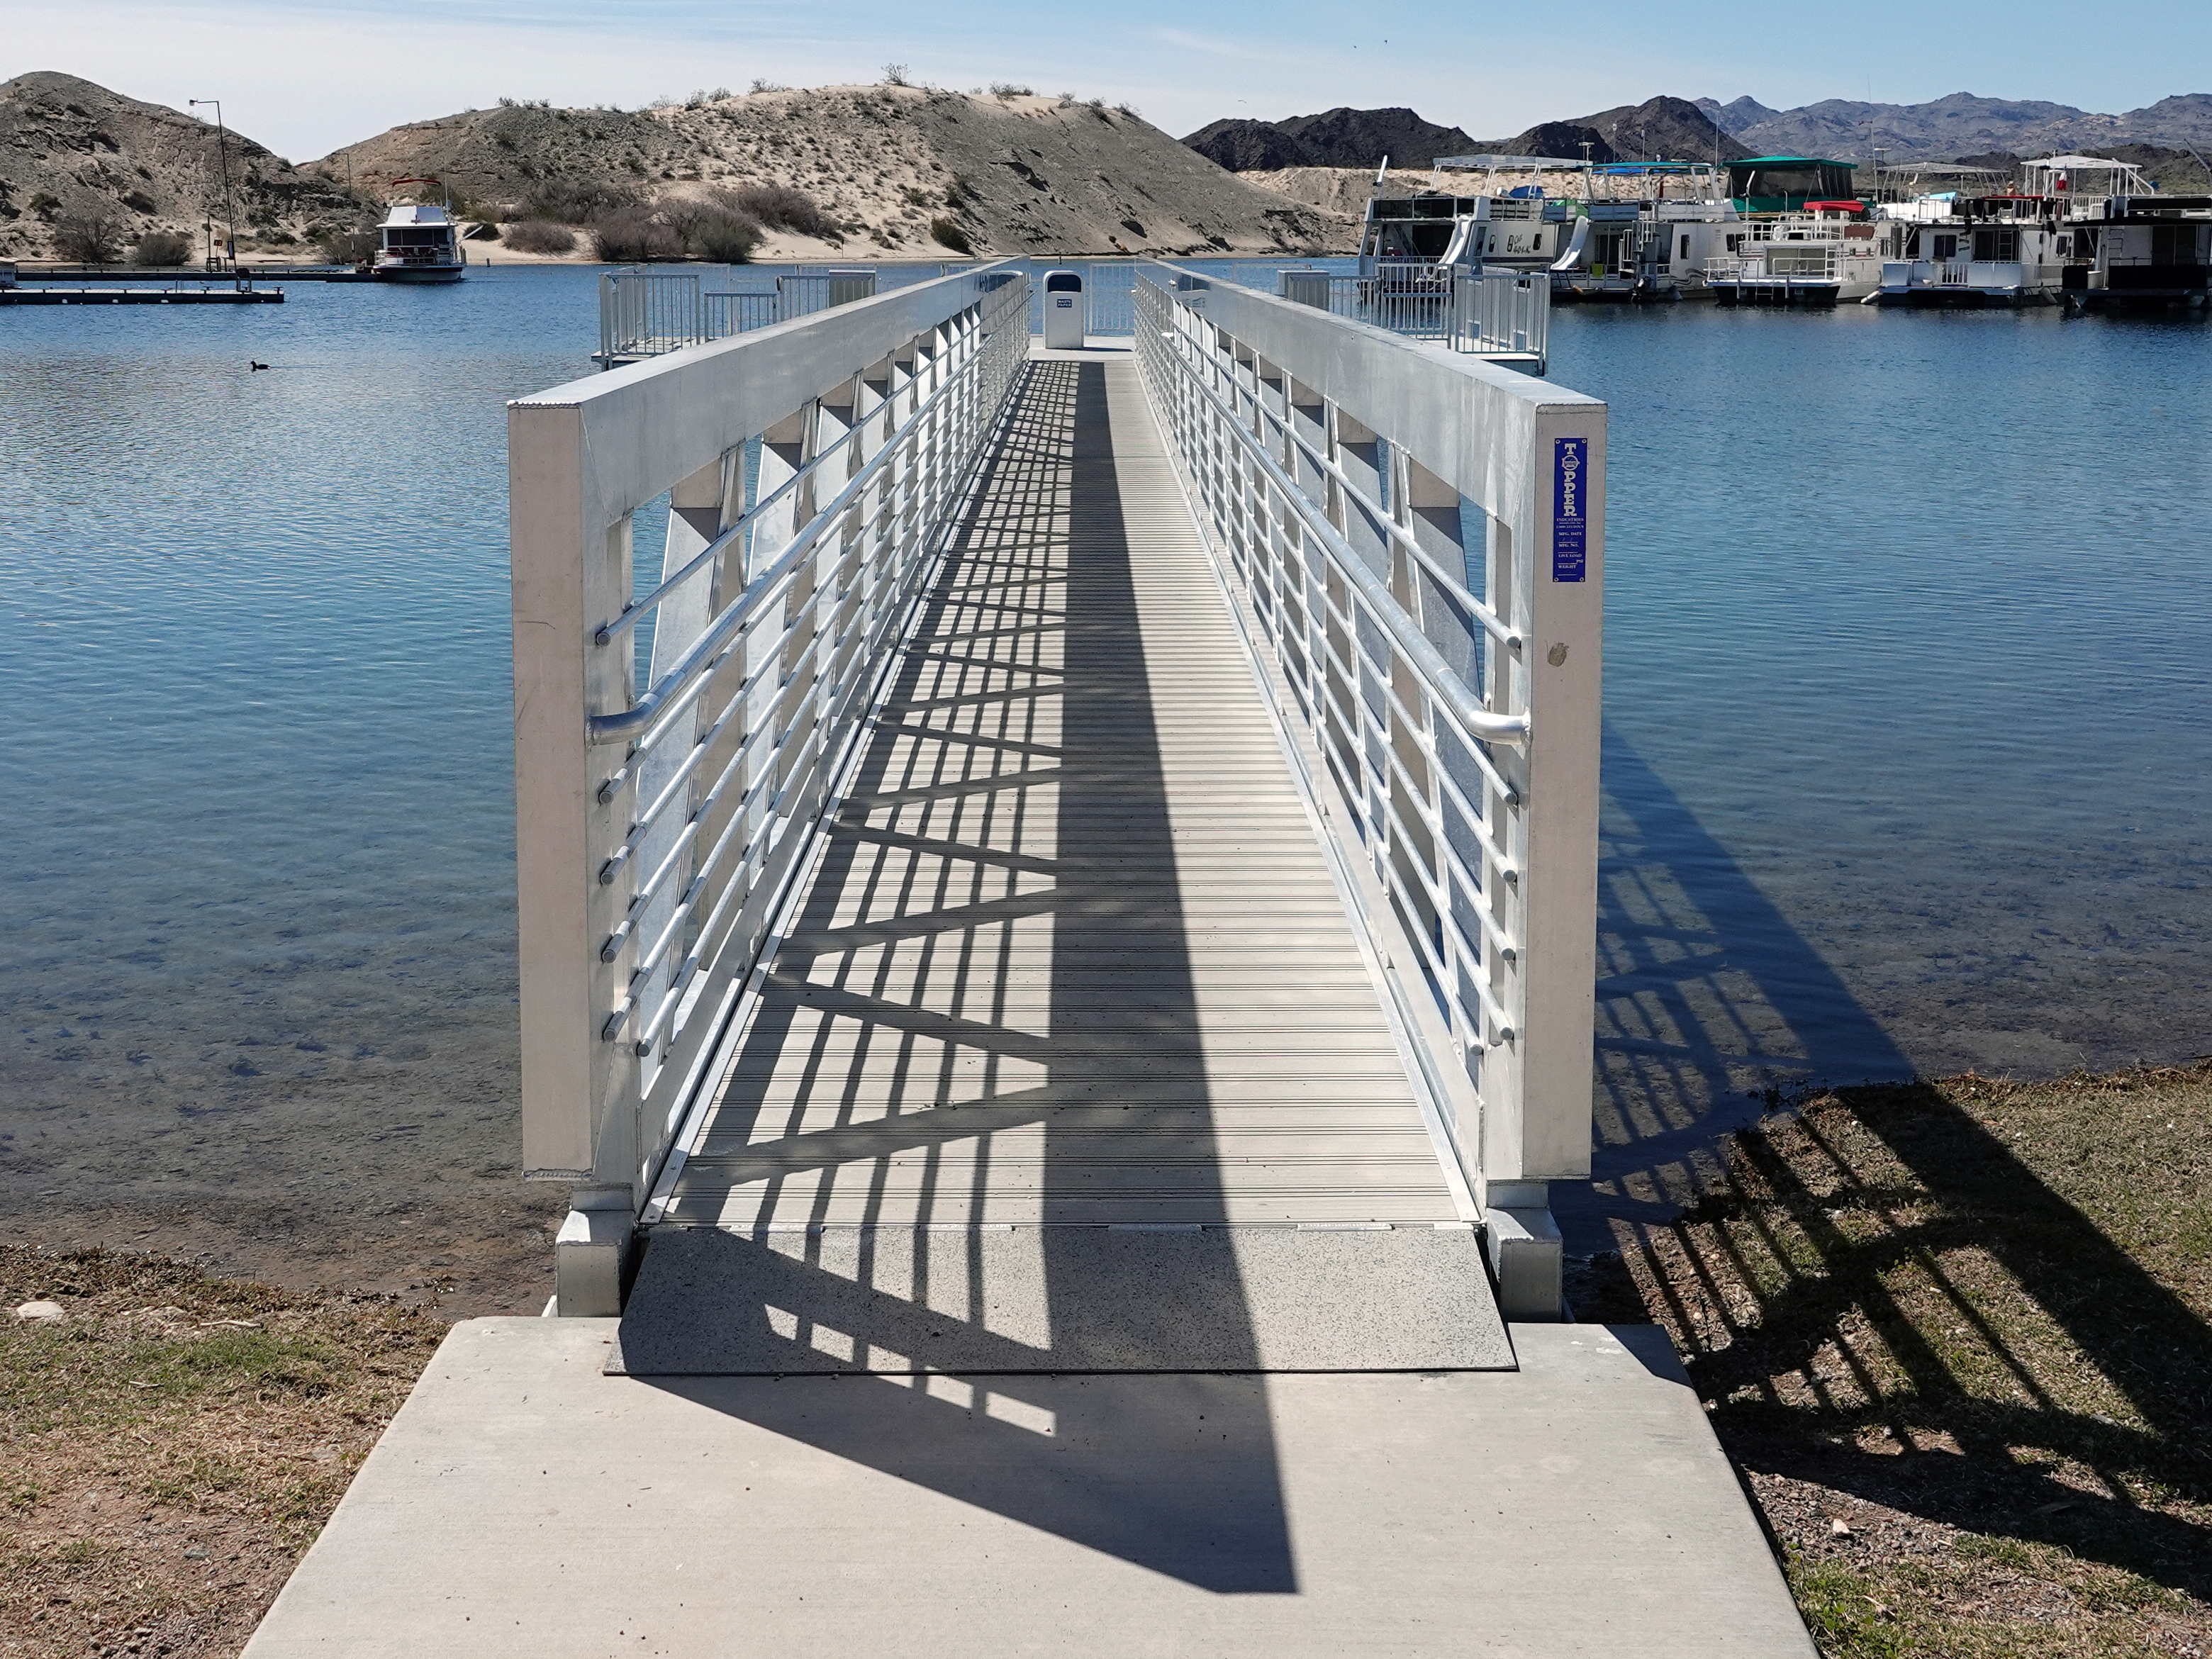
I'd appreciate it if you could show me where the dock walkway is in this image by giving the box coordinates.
[614,347,1502,1376]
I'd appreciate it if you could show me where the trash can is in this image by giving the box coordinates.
[1277,268,1330,310]
[1042,269,1085,348]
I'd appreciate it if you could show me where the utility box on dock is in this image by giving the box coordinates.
[1043,269,1085,348]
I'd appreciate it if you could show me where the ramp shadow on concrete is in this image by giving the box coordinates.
[616,357,1503,1593]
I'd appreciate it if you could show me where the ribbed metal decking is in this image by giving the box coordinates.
[655,350,1461,1233]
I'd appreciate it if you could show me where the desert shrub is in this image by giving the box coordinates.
[1115,101,1140,119]
[944,174,976,210]
[121,189,158,213]
[504,219,576,255]
[749,79,788,94]
[54,209,125,262]
[28,193,61,219]
[590,212,682,262]
[525,181,644,224]
[881,63,910,86]
[688,212,760,262]
[717,183,838,240]
[133,229,192,265]
[989,83,1032,99]
[929,217,973,255]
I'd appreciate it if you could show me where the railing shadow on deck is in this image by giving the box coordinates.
[627,359,1297,1593]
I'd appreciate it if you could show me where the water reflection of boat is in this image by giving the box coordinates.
[374,180,467,284]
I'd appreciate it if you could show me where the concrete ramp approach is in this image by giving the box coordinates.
[242,1318,1817,1658]
[610,1224,1514,1374]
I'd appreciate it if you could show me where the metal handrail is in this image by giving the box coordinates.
[586,279,1029,743]
[1155,328,1528,749]
[514,260,1035,1231]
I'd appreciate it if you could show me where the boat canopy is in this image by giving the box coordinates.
[381,203,454,228]
[1725,157,1858,213]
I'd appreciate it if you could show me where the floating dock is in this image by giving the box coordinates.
[0,286,284,305]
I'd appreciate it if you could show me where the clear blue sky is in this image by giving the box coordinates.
[11,0,2207,162]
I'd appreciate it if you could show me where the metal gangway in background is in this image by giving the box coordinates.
[1275,263,1548,367]
[513,258,1601,1323]
[597,267,905,366]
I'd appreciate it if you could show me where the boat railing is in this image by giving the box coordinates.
[514,262,1032,1250]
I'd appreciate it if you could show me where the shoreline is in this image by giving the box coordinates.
[7,1061,2204,1657]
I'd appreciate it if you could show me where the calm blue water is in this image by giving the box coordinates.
[1,267,2206,1291]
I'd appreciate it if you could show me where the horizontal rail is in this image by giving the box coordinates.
[1165,350,1529,749]
[513,260,1032,1223]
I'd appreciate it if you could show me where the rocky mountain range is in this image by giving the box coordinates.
[1183,106,1478,172]
[1185,90,2212,178]
[1185,96,1743,170]
[1695,91,2212,160]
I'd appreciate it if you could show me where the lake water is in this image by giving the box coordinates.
[2,265,2206,1302]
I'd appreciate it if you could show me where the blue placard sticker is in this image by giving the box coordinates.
[1552,436,1588,582]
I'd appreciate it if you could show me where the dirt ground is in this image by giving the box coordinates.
[0,1247,448,1659]
[1571,1064,2212,1658]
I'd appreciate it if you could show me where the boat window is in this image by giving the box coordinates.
[1972,227,2020,262]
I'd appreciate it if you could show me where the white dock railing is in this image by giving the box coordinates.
[1274,265,1548,369]
[1134,265,1602,1307]
[598,269,892,365]
[513,262,1030,1308]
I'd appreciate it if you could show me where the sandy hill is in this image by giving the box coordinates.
[0,71,359,259]
[308,85,1346,259]
[1697,91,2212,161]
[1183,107,1478,172]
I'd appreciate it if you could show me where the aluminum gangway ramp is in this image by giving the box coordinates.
[240,277,1818,1659]
[612,350,1512,1375]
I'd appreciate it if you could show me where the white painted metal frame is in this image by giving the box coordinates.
[512,263,1030,1221]
[1133,265,1603,1215]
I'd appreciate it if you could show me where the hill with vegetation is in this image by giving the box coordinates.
[309,83,1344,260]
[0,71,358,262]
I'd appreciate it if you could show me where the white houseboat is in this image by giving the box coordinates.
[1704,201,1906,305]
[374,181,468,284]
[1872,160,2161,308]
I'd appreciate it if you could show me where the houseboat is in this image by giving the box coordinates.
[1704,201,1906,305]
[374,181,468,283]
[1545,164,1740,301]
[1357,184,1570,274]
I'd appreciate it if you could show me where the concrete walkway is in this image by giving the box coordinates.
[242,1317,1816,1658]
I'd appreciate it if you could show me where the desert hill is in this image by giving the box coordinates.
[310,85,1344,259]
[1696,90,2212,160]
[0,71,359,259]
[1183,107,1478,172]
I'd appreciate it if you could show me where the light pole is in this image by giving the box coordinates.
[188,99,240,284]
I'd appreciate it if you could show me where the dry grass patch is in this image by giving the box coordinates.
[1576,1064,2212,1658]
[1,1246,446,1658]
